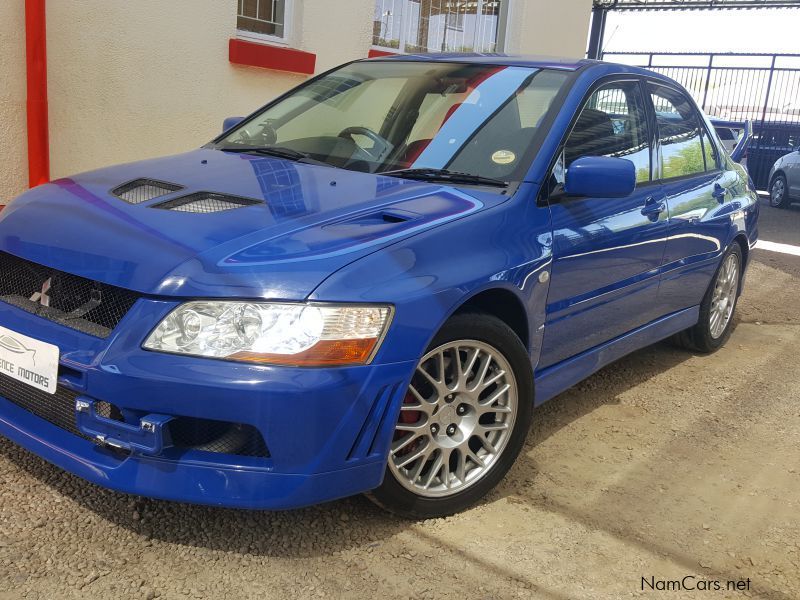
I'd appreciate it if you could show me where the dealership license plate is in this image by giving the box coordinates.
[0,325,59,395]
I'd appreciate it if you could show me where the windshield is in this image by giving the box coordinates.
[215,61,570,183]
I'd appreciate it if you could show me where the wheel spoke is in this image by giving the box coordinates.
[396,440,431,469]
[477,434,499,455]
[439,449,452,489]
[422,451,443,489]
[391,432,421,454]
[477,421,510,434]
[463,348,481,380]
[466,447,485,469]
[436,351,447,389]
[403,386,435,415]
[480,369,506,390]
[418,363,443,392]
[455,448,467,484]
[470,353,493,392]
[453,346,465,385]
[395,420,428,433]
[479,383,511,408]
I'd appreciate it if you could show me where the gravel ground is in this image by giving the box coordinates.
[1,197,799,600]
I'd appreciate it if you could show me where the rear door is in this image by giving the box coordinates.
[648,83,740,313]
[539,79,668,369]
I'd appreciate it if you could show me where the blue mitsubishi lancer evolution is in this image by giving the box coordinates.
[0,55,758,518]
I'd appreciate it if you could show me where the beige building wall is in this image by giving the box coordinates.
[3,0,590,192]
[510,0,593,58]
[0,3,29,203]
[46,0,375,182]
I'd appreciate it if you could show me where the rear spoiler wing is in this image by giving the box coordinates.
[710,118,753,164]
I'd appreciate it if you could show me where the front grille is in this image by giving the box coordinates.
[153,192,262,214]
[0,371,86,439]
[0,252,140,338]
[111,179,183,204]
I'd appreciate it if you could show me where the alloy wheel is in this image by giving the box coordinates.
[709,253,739,339]
[771,178,786,207]
[389,340,518,498]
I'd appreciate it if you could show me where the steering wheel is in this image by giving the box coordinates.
[236,120,278,146]
[337,126,393,162]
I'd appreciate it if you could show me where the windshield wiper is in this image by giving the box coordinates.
[381,168,507,188]
[218,145,334,168]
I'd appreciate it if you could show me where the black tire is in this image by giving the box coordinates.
[770,173,791,209]
[674,243,742,354]
[368,312,533,519]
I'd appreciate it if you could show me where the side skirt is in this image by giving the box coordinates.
[533,306,700,406]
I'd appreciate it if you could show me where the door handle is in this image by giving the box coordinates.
[712,183,727,203]
[641,196,666,220]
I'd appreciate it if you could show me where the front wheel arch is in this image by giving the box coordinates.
[368,311,534,518]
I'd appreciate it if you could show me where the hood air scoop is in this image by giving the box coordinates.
[152,192,264,214]
[111,178,183,204]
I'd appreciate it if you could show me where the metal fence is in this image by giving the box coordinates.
[602,52,800,190]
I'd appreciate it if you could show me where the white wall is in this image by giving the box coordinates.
[0,2,28,203]
[20,0,590,187]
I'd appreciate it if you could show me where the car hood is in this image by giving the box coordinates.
[0,149,501,299]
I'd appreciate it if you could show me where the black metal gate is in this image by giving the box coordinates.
[602,51,800,190]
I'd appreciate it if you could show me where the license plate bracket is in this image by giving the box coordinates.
[75,398,173,456]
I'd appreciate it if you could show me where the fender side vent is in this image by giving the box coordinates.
[111,179,183,204]
[153,192,263,213]
[346,383,401,461]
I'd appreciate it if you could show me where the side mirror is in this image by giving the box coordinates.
[564,156,636,198]
[222,116,245,133]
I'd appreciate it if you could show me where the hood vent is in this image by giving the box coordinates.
[111,179,183,204]
[153,192,263,214]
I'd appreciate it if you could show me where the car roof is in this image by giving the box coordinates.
[362,53,671,78]
[362,53,593,71]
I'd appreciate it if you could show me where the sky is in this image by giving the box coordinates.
[601,7,800,55]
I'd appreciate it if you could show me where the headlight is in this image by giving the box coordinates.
[143,302,392,366]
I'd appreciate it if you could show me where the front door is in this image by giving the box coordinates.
[539,80,667,369]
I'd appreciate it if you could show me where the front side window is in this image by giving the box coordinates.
[564,81,652,184]
[237,0,290,42]
[650,85,710,179]
[216,61,570,183]
[372,0,508,53]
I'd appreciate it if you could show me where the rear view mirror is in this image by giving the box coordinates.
[565,156,636,198]
[222,116,245,133]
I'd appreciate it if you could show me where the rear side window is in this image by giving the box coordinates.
[563,81,651,184]
[649,85,717,178]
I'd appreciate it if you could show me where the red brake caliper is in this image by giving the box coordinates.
[394,390,421,455]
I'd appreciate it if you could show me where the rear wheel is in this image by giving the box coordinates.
[368,313,533,518]
[674,243,742,353]
[770,174,790,208]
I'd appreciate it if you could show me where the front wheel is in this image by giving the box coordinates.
[368,312,533,519]
[674,243,742,353]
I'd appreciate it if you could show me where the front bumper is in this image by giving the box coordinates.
[0,299,416,509]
